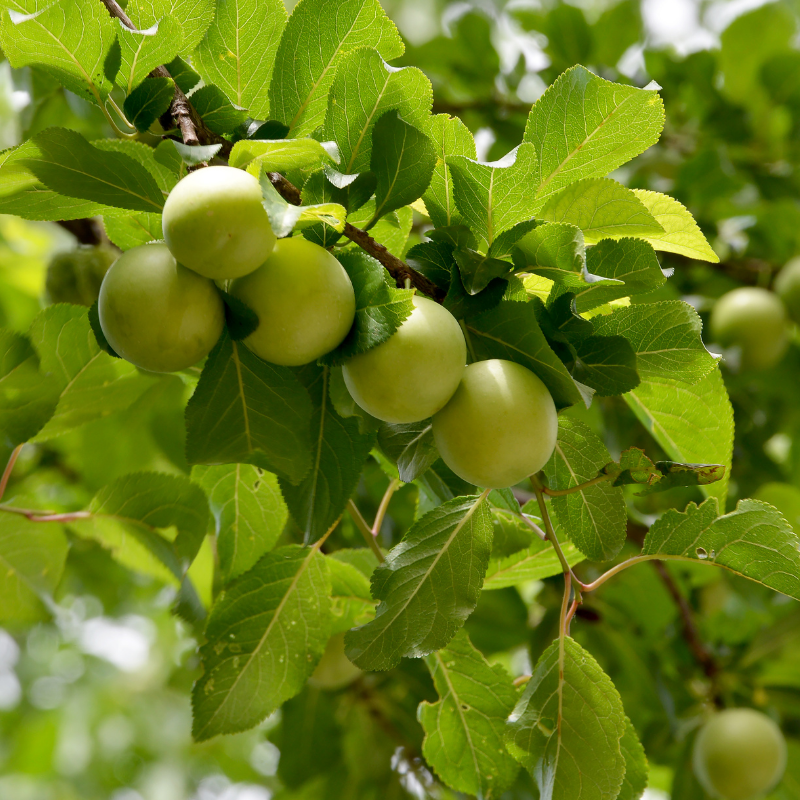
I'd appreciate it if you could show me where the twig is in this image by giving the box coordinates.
[0,505,91,523]
[0,445,23,502]
[651,560,723,706]
[347,500,385,563]
[372,479,400,537]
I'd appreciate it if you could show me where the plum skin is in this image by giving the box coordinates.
[709,287,789,371]
[692,708,787,800]
[98,242,225,373]
[432,358,558,489]
[342,295,467,424]
[162,165,276,280]
[775,257,800,324]
[308,633,362,691]
[230,237,356,367]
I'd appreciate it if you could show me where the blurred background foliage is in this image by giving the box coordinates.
[2,1,800,799]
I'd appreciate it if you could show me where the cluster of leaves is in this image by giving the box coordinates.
[1,1,800,800]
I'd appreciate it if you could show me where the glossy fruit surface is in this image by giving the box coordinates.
[709,287,789,370]
[342,295,466,423]
[692,708,787,800]
[308,633,362,691]
[98,243,224,373]
[775,257,800,324]
[162,165,276,280]
[230,237,355,366]
[432,359,558,489]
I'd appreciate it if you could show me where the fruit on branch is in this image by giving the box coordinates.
[308,633,362,691]
[98,243,225,373]
[692,708,787,800]
[46,244,117,306]
[709,287,789,371]
[162,166,276,280]
[432,359,558,489]
[774,257,800,324]
[230,237,356,366]
[342,296,466,423]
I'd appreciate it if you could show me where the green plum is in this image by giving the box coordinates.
[98,242,224,373]
[308,633,362,691]
[709,287,789,371]
[693,708,787,800]
[432,359,558,489]
[162,165,276,280]
[230,237,355,366]
[342,295,466,423]
[46,243,117,306]
[774,257,800,324]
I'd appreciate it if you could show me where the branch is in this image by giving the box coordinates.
[56,219,109,246]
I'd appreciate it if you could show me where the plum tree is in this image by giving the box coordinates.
[98,242,225,373]
[46,244,117,306]
[774,258,800,324]
[162,166,276,280]
[709,287,790,370]
[230,237,355,366]
[432,359,558,489]
[308,633,362,691]
[342,295,466,423]
[692,708,787,800]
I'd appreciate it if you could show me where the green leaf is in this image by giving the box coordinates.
[0,0,115,104]
[454,248,514,295]
[103,210,163,251]
[269,0,404,137]
[115,16,183,93]
[193,464,288,585]
[69,472,209,585]
[368,111,436,226]
[126,0,215,54]
[0,515,68,625]
[192,544,331,740]
[327,553,375,634]
[123,76,176,133]
[28,304,156,441]
[319,251,413,366]
[279,366,376,544]
[448,143,539,248]
[377,420,438,483]
[423,113,476,229]
[573,238,666,313]
[419,630,519,796]
[185,330,313,484]
[544,417,627,562]
[324,48,432,175]
[165,54,201,93]
[189,84,247,135]
[618,718,648,800]
[0,328,60,448]
[465,301,592,409]
[631,189,719,262]
[194,0,287,120]
[592,301,718,384]
[260,177,346,239]
[511,223,593,287]
[20,127,165,213]
[539,178,664,244]
[572,334,640,397]
[644,497,800,600]
[345,494,493,671]
[348,203,413,258]
[506,637,627,800]
[625,367,733,504]
[230,139,337,189]
[169,140,222,168]
[524,65,664,207]
[484,538,585,590]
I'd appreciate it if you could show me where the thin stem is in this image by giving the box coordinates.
[347,500,385,563]
[560,571,572,640]
[578,554,656,593]
[0,506,91,523]
[500,508,547,541]
[541,473,612,497]
[372,479,400,537]
[530,475,577,587]
[105,96,137,134]
[0,445,23,502]
[513,674,531,688]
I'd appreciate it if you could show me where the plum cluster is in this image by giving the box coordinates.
[96,166,559,490]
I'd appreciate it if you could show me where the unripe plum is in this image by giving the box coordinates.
[98,242,224,373]
[342,295,466,423]
[46,243,117,306]
[774,257,800,324]
[432,359,558,489]
[709,287,789,371]
[692,708,787,800]
[230,237,355,366]
[308,633,362,691]
[162,165,276,280]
